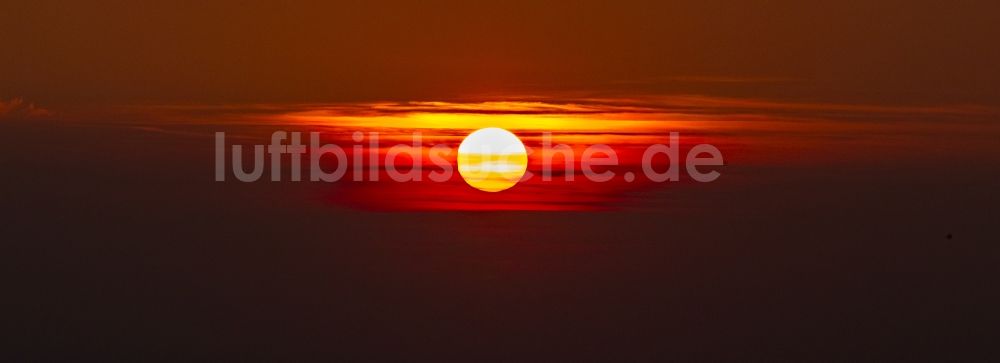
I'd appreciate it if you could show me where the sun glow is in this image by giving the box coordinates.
[457,128,528,192]
[276,101,684,132]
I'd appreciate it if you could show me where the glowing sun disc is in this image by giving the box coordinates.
[457,127,528,192]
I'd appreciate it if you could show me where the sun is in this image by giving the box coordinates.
[457,128,528,192]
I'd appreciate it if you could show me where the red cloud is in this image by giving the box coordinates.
[0,98,52,120]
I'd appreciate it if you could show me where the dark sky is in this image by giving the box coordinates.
[3,0,998,107]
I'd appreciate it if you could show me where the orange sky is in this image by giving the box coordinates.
[2,1,998,210]
[3,1,999,109]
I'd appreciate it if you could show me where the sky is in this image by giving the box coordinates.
[3,2,1000,360]
[3,0,999,107]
